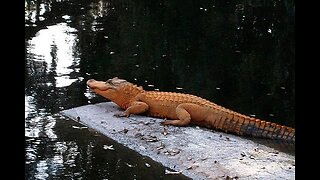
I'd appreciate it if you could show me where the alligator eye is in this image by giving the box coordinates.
[105,79,114,85]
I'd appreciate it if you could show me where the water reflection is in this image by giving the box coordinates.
[26,23,79,88]
[25,0,51,24]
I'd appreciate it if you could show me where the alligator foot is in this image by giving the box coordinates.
[113,112,129,118]
[160,118,168,125]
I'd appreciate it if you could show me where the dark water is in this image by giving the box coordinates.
[25,0,295,179]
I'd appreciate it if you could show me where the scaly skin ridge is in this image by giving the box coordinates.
[87,77,295,143]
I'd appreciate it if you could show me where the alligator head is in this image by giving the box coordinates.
[86,77,144,108]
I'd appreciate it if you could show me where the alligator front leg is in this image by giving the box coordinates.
[161,103,207,126]
[115,101,149,117]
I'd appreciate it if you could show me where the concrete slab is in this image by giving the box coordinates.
[60,102,295,180]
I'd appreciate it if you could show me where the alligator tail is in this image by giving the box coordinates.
[214,111,295,143]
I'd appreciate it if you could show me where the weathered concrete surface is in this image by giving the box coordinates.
[60,102,295,180]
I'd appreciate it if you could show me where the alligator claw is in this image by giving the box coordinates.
[161,121,169,125]
[160,118,168,125]
[113,112,127,118]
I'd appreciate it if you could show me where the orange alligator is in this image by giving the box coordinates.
[87,77,295,143]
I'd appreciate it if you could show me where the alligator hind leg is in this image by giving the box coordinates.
[161,103,191,126]
[161,103,206,126]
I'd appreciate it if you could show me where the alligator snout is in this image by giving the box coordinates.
[86,79,96,88]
